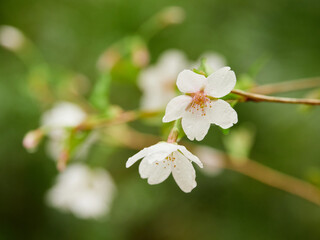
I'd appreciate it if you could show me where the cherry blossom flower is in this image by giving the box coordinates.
[126,142,203,193]
[163,67,238,141]
[138,50,188,111]
[46,164,115,219]
[41,102,96,160]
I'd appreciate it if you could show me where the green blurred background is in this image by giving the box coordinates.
[1,0,320,239]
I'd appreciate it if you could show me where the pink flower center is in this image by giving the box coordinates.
[187,90,211,116]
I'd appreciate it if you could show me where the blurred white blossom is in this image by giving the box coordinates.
[46,164,115,219]
[41,102,86,133]
[163,67,238,141]
[0,25,25,52]
[158,6,186,25]
[41,102,95,160]
[194,146,224,176]
[138,50,188,111]
[198,52,226,73]
[126,142,203,193]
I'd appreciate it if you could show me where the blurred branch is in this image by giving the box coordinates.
[223,157,320,206]
[77,110,161,131]
[232,89,320,105]
[108,126,320,206]
[138,6,185,42]
[251,77,320,95]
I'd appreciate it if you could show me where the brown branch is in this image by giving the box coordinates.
[232,89,320,105]
[251,77,320,95]
[223,158,320,206]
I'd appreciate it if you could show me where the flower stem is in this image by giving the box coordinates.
[231,89,320,105]
[167,120,180,143]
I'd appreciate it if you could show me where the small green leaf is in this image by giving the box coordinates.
[221,128,230,135]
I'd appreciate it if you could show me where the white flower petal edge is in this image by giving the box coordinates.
[162,67,238,141]
[162,95,192,123]
[208,99,238,129]
[181,112,211,141]
[126,142,178,168]
[46,164,115,219]
[126,142,203,193]
[172,151,196,193]
[205,67,236,98]
[138,49,189,111]
[177,70,207,93]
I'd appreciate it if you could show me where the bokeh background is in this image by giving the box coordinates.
[1,0,320,239]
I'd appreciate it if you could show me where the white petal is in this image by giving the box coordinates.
[147,160,172,185]
[162,95,192,123]
[126,142,179,168]
[126,148,149,168]
[177,145,203,168]
[144,151,170,164]
[41,102,86,128]
[205,67,236,98]
[176,70,207,93]
[181,112,211,141]
[208,99,238,129]
[171,152,197,193]
[139,157,158,179]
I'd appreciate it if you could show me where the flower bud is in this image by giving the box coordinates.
[131,45,149,68]
[97,47,121,72]
[23,129,44,152]
[0,25,26,52]
[159,6,185,26]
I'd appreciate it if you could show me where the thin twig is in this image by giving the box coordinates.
[95,111,138,128]
[232,89,320,105]
[76,110,161,131]
[223,158,320,206]
[251,77,320,95]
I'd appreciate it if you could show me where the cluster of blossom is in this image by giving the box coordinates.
[127,50,238,193]
[138,50,226,111]
[19,45,238,217]
[24,102,114,219]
